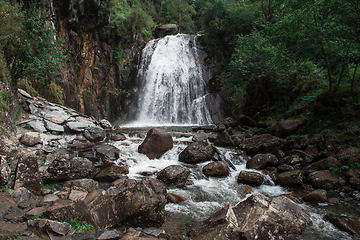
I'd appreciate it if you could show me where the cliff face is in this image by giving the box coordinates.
[39,0,145,123]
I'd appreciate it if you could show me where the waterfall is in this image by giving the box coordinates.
[132,34,217,126]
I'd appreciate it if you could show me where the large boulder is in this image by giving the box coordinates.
[138,128,173,159]
[303,189,327,204]
[189,193,312,240]
[246,153,279,170]
[202,161,230,177]
[240,134,286,155]
[157,165,191,188]
[336,147,360,161]
[27,219,75,240]
[179,141,214,164]
[268,119,303,138]
[63,178,99,192]
[95,161,129,182]
[96,144,121,161]
[83,126,106,142]
[14,153,43,195]
[113,177,167,227]
[237,170,264,186]
[84,189,117,230]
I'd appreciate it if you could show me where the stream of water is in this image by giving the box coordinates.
[112,129,357,239]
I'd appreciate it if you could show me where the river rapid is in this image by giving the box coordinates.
[111,126,358,239]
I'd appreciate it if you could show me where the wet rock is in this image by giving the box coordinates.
[325,213,360,238]
[96,144,121,161]
[288,149,314,163]
[303,189,327,204]
[189,193,312,240]
[138,128,173,159]
[192,130,209,142]
[14,153,43,195]
[268,119,303,138]
[63,178,99,192]
[202,161,230,177]
[27,219,75,240]
[20,132,41,146]
[157,165,191,188]
[214,130,234,147]
[336,147,360,161]
[46,155,94,181]
[84,189,116,230]
[100,119,112,129]
[154,24,178,37]
[113,177,167,228]
[83,126,106,142]
[66,121,94,132]
[240,134,286,155]
[308,170,344,190]
[246,153,278,170]
[237,184,253,198]
[167,193,186,203]
[111,133,126,141]
[237,170,264,186]
[277,170,304,187]
[95,162,129,182]
[179,141,214,164]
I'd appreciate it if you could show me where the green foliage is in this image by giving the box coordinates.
[0,90,9,113]
[47,82,64,105]
[331,165,349,175]
[27,213,44,220]
[42,183,59,189]
[65,219,95,233]
[0,184,11,193]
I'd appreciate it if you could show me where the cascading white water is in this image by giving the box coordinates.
[133,34,214,126]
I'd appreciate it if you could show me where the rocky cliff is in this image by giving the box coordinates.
[35,0,145,123]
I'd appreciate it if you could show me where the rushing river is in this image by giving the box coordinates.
[111,127,358,239]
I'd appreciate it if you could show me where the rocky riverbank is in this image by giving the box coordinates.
[0,89,360,239]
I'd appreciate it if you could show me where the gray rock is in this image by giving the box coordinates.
[20,132,41,146]
[95,162,129,182]
[100,119,113,129]
[0,157,11,186]
[83,126,106,142]
[96,144,121,160]
[111,133,127,141]
[18,88,33,98]
[202,161,230,177]
[189,193,312,240]
[237,170,264,186]
[40,194,59,203]
[66,121,94,132]
[10,187,36,203]
[157,165,191,188]
[179,141,214,164]
[336,147,360,161]
[167,193,186,203]
[44,120,64,132]
[44,110,71,125]
[28,120,47,132]
[192,130,209,142]
[246,153,279,170]
[68,189,88,202]
[138,128,173,159]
